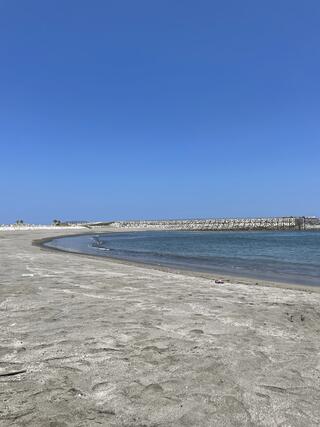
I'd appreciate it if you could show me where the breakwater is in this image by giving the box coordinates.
[111,217,308,231]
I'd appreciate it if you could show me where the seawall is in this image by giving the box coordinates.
[110,217,306,231]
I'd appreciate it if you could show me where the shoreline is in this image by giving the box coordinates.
[1,228,320,425]
[33,230,320,294]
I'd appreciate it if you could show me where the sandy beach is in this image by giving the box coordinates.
[1,229,320,426]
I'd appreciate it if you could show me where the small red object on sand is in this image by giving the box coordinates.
[214,279,224,284]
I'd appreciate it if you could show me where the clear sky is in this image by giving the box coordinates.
[0,1,319,223]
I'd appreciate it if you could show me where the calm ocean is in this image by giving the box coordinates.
[45,231,320,286]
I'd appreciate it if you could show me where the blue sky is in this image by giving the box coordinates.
[0,1,319,223]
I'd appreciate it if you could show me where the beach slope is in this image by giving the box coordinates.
[1,229,320,426]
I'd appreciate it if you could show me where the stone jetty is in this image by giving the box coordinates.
[110,217,317,231]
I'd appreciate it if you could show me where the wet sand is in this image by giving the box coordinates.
[1,229,320,426]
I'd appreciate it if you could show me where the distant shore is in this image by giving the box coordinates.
[1,215,320,232]
[0,224,86,231]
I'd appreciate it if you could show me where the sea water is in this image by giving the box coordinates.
[45,231,320,286]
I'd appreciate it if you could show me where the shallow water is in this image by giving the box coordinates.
[45,231,320,286]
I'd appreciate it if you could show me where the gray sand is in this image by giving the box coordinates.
[1,229,320,426]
